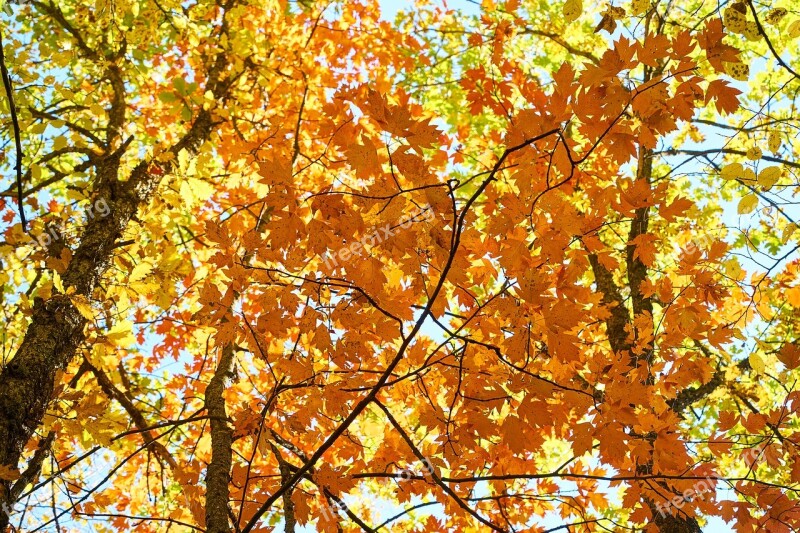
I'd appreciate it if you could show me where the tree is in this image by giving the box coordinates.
[0,0,799,531]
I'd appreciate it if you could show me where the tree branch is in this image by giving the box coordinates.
[0,27,27,230]
[204,344,236,533]
[86,360,178,469]
[375,400,507,533]
[0,11,235,529]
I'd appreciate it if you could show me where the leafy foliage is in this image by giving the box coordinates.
[1,0,800,532]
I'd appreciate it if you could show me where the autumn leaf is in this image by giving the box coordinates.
[69,294,95,320]
[721,162,744,180]
[768,131,781,153]
[562,0,582,23]
[738,193,758,214]
[749,353,767,374]
[757,166,781,189]
[0,464,20,481]
[706,79,742,114]
[778,343,800,369]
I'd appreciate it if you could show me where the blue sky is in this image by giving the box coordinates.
[379,0,480,20]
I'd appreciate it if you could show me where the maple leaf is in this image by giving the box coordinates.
[698,18,742,71]
[778,343,800,369]
[630,234,659,267]
[705,79,742,114]
[660,196,694,221]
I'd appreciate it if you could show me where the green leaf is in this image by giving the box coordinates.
[158,92,178,103]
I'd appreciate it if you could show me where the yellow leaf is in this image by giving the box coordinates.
[743,21,760,41]
[257,430,271,457]
[52,271,65,293]
[90,343,121,368]
[130,262,153,283]
[106,320,135,347]
[757,166,781,189]
[766,8,788,25]
[155,150,175,163]
[720,162,743,181]
[53,136,68,151]
[724,61,749,81]
[70,295,95,320]
[723,7,746,33]
[84,419,114,447]
[737,194,758,214]
[788,20,800,39]
[631,0,649,16]
[130,279,161,297]
[768,131,781,153]
[385,265,404,288]
[787,286,800,307]
[31,164,42,181]
[563,0,582,23]
[755,339,772,352]
[746,146,762,160]
[749,353,766,374]
[180,178,215,207]
[725,258,744,280]
[361,412,385,444]
[782,224,797,244]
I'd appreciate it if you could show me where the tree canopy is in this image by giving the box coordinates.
[1,0,800,531]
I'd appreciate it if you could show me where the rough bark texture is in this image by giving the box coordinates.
[0,41,231,531]
[587,252,632,355]
[627,145,654,323]
[587,140,705,532]
[204,344,236,533]
[653,510,703,533]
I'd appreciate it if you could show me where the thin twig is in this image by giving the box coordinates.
[0,27,26,230]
